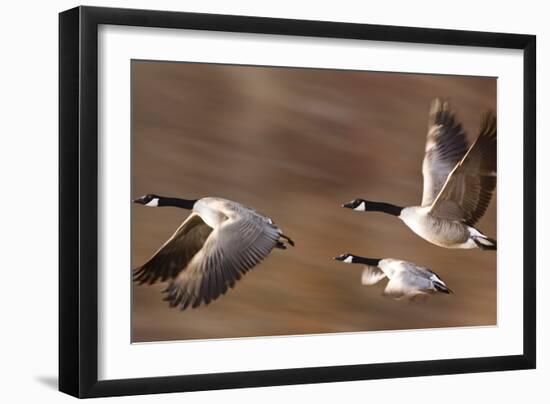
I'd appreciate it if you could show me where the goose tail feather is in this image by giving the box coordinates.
[433,281,453,294]
[473,236,497,250]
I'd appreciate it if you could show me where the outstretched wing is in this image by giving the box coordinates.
[361,266,387,286]
[430,111,497,226]
[421,98,469,206]
[162,213,282,310]
[133,213,213,285]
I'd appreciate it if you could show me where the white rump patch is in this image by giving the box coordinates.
[467,227,484,237]
[467,227,494,245]
[477,237,494,246]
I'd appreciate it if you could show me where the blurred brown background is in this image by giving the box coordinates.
[131,61,496,343]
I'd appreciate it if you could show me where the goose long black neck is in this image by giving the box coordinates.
[354,256,382,266]
[158,197,197,210]
[366,201,403,216]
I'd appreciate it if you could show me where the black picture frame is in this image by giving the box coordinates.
[59,5,536,398]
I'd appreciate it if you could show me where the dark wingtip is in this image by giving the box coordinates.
[429,97,453,123]
[480,110,497,136]
[132,267,147,284]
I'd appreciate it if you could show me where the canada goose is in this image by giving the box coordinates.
[133,194,294,310]
[343,99,497,250]
[334,253,452,300]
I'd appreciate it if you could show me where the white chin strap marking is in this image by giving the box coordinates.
[145,198,159,207]
[343,256,354,263]
[353,201,366,211]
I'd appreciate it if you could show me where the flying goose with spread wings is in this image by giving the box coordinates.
[334,253,452,300]
[342,98,497,249]
[133,195,294,310]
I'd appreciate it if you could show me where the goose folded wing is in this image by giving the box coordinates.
[383,271,431,299]
[133,213,213,285]
[163,215,282,310]
[382,273,409,299]
[429,111,496,226]
[421,98,469,207]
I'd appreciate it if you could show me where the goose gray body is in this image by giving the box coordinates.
[399,206,482,249]
[335,253,452,300]
[133,195,294,310]
[343,98,497,250]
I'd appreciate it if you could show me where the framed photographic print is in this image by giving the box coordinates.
[59,6,536,398]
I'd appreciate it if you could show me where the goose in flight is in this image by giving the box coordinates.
[343,98,497,250]
[334,253,452,300]
[133,194,294,310]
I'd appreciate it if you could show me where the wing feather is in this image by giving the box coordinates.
[421,99,469,206]
[133,213,213,285]
[430,111,497,226]
[361,266,387,286]
[383,271,432,299]
[163,212,282,310]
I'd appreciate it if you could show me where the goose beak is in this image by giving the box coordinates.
[133,196,146,205]
[342,201,354,209]
[334,254,347,261]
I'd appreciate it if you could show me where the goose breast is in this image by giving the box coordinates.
[399,207,470,248]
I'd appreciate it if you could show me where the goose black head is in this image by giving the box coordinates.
[334,253,381,266]
[342,198,367,211]
[334,253,356,264]
[342,199,403,216]
[133,194,161,207]
[133,194,198,209]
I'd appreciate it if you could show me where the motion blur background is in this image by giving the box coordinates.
[132,61,496,342]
